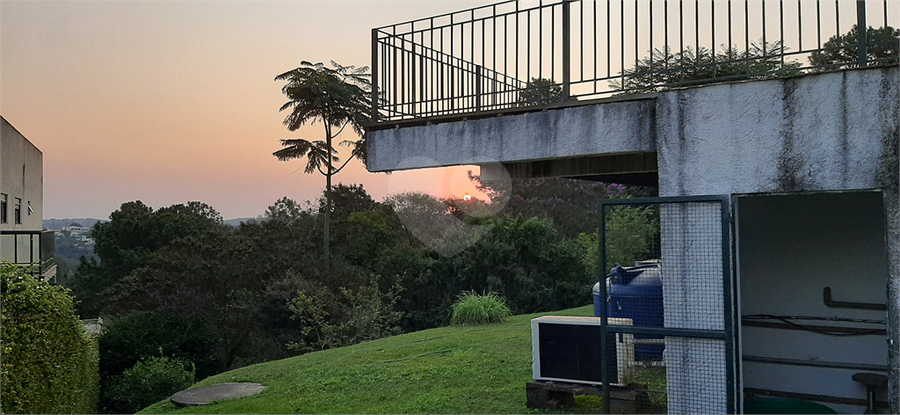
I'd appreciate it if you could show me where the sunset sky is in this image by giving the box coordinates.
[1,0,485,220]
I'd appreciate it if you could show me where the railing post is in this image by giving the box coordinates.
[562,0,572,101]
[371,28,380,121]
[857,0,868,67]
[475,65,483,111]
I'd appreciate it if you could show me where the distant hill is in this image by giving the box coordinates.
[224,217,263,227]
[45,217,259,230]
[43,218,106,231]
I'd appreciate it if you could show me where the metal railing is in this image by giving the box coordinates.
[1,229,56,279]
[372,0,897,123]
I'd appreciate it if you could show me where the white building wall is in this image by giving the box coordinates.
[1,116,44,231]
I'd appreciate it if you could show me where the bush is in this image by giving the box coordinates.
[104,356,195,414]
[1,263,99,414]
[99,311,221,380]
[451,291,512,325]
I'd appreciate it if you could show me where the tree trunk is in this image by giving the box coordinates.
[324,124,332,267]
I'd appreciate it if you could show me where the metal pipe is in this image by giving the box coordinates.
[743,354,889,372]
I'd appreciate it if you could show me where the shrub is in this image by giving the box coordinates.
[450,291,512,325]
[99,311,221,380]
[1,263,99,414]
[104,356,195,414]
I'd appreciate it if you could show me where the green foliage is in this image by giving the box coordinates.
[287,278,405,353]
[273,61,373,261]
[580,205,660,275]
[99,311,222,380]
[71,200,225,317]
[517,77,564,106]
[612,42,802,92]
[441,215,592,315]
[450,291,512,325]
[104,356,195,414]
[605,205,660,267]
[1,263,99,414]
[809,25,899,70]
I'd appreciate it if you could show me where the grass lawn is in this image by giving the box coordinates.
[140,305,606,414]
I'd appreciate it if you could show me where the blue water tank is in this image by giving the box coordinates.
[592,262,664,360]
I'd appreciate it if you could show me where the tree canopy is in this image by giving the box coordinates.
[273,61,372,261]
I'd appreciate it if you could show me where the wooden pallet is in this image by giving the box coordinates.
[525,380,651,413]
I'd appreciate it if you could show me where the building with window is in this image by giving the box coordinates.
[1,115,55,280]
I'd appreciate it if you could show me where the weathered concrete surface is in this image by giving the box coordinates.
[170,383,266,407]
[656,67,899,197]
[367,97,657,172]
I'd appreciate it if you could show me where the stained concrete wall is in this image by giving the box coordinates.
[367,97,656,171]
[656,68,898,197]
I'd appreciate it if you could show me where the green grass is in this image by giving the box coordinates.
[139,305,595,414]
[450,291,512,325]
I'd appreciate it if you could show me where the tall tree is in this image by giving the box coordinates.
[273,61,371,263]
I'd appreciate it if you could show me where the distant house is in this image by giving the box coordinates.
[1,116,55,280]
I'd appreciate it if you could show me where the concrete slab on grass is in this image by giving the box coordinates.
[171,383,267,407]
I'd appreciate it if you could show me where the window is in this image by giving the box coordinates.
[14,198,21,224]
[1,194,6,223]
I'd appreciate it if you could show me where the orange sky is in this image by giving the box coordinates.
[1,0,486,220]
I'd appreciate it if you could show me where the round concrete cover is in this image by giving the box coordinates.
[171,383,267,407]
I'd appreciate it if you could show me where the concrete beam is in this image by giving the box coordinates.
[366,97,657,172]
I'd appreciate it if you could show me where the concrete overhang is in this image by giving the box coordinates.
[366,96,658,181]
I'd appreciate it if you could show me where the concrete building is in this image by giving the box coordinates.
[366,0,898,412]
[1,116,55,280]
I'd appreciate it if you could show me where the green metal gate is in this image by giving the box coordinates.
[597,196,738,414]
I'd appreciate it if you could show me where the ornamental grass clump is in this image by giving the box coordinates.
[450,291,512,325]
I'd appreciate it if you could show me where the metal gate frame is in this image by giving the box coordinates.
[597,195,739,414]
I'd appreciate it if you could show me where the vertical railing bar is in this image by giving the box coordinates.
[665,0,669,72]
[593,0,597,92]
[762,0,767,58]
[634,0,639,81]
[409,36,415,116]
[650,0,654,88]
[680,0,684,83]
[745,0,749,74]
[780,0,785,67]
[449,15,454,112]
[420,46,425,115]
[835,0,840,41]
[552,3,556,82]
[621,0,625,89]
[607,0,611,77]
[857,0,867,67]
[580,0,585,82]
[515,1,520,85]
[798,0,803,51]
[563,0,571,99]
[504,13,508,78]
[695,0,699,73]
[393,31,399,115]
[712,0,717,78]
[728,0,733,60]
[528,8,532,82]
[817,0,822,49]
[470,16,475,111]
[540,1,544,80]
[371,29,379,120]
